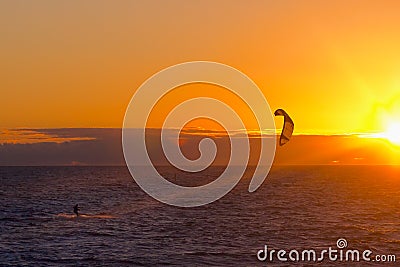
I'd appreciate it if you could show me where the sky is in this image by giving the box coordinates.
[1,1,400,165]
[1,1,400,133]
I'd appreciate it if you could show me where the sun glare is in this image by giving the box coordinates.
[383,121,400,145]
[369,98,400,147]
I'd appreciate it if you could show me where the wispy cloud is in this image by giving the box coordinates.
[158,127,276,138]
[0,129,95,145]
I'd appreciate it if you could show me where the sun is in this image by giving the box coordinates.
[382,121,400,145]
[362,118,400,147]
[367,95,400,146]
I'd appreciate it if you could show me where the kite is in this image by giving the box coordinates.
[274,109,294,146]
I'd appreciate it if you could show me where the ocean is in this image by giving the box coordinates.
[1,166,399,266]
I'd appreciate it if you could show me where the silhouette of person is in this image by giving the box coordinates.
[73,204,80,217]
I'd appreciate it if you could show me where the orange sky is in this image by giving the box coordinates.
[1,1,400,134]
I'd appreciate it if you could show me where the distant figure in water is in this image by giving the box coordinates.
[73,204,80,217]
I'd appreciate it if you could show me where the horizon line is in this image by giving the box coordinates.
[1,164,400,167]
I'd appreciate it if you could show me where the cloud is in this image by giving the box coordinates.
[0,128,399,166]
[0,129,122,166]
[0,129,95,144]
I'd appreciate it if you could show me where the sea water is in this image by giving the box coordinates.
[1,166,399,266]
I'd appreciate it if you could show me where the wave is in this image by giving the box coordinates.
[55,213,116,219]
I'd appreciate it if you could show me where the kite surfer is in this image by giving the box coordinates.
[73,204,80,217]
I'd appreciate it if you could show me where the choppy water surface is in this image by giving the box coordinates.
[1,166,399,266]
